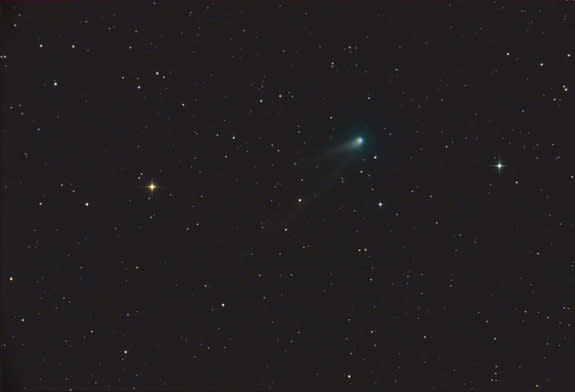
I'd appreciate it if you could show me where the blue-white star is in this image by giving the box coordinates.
[492,160,506,174]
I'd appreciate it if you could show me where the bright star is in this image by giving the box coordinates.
[356,137,364,146]
[492,160,506,173]
[147,181,158,193]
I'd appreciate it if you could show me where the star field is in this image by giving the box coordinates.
[2,2,575,391]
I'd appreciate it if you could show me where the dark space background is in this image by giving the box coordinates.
[1,1,575,391]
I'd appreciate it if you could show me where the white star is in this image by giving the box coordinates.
[492,160,506,173]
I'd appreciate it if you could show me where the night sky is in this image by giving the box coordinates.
[2,2,575,391]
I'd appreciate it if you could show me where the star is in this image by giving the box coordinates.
[493,160,506,173]
[147,181,158,194]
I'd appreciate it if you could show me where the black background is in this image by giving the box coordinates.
[2,2,575,391]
